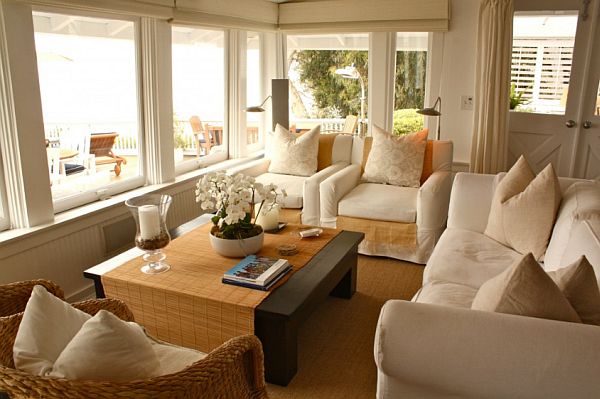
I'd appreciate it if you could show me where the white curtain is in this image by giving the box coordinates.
[470,0,514,174]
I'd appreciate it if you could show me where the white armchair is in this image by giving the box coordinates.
[232,133,354,226]
[320,138,453,264]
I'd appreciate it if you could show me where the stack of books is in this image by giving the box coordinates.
[222,255,291,291]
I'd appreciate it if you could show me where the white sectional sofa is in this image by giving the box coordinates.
[375,172,600,398]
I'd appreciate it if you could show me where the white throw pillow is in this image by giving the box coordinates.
[266,124,320,176]
[362,125,428,188]
[484,156,562,260]
[13,285,91,376]
[50,310,161,381]
[471,253,581,323]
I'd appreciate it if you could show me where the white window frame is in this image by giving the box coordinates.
[243,30,266,155]
[31,7,146,214]
[172,24,229,176]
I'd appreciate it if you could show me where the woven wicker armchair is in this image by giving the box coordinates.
[0,298,269,399]
[0,280,64,317]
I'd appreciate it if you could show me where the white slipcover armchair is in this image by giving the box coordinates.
[320,138,453,264]
[375,172,600,398]
[233,133,353,226]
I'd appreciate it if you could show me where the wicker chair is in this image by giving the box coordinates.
[0,298,269,399]
[0,280,64,317]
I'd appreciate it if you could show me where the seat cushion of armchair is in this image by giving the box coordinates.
[255,173,305,209]
[338,183,418,223]
[423,229,522,289]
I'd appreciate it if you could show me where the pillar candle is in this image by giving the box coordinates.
[255,204,280,231]
[138,205,161,239]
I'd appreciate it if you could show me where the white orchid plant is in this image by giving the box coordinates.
[195,172,285,239]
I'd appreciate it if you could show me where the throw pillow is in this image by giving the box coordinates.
[266,124,320,176]
[362,125,428,188]
[13,285,91,376]
[50,310,161,381]
[471,253,581,323]
[547,255,600,326]
[484,156,562,260]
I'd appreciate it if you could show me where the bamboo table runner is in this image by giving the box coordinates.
[102,223,340,352]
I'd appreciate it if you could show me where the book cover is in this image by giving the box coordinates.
[222,265,292,291]
[224,255,289,286]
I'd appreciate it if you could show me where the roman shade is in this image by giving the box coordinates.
[278,0,450,33]
[172,0,278,31]
[20,0,175,19]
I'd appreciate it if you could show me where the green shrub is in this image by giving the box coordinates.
[393,109,424,135]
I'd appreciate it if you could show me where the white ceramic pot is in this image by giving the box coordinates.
[209,231,264,258]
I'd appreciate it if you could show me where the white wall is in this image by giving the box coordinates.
[435,0,480,166]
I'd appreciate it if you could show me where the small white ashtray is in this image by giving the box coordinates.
[298,228,323,238]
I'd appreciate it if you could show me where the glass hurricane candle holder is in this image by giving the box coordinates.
[126,194,173,274]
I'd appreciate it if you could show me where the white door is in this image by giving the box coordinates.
[508,0,600,178]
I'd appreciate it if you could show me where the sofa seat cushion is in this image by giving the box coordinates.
[338,183,418,223]
[414,280,478,309]
[255,173,305,209]
[424,229,523,288]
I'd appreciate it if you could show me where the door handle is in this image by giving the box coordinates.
[582,120,592,129]
[565,119,576,128]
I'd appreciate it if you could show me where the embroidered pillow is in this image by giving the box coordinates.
[362,125,428,188]
[484,156,562,260]
[266,124,320,176]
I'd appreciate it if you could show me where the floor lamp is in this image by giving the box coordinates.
[417,97,442,140]
[335,64,365,136]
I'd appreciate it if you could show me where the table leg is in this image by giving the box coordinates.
[255,314,298,386]
[329,252,357,299]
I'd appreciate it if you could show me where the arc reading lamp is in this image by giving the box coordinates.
[417,96,442,140]
[244,79,289,130]
[335,64,365,136]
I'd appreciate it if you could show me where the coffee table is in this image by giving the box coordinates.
[84,216,364,386]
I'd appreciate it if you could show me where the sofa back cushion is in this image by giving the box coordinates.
[544,181,600,269]
[316,133,353,171]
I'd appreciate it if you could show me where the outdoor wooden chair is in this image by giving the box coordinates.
[189,116,222,157]
[89,132,127,176]
[0,290,269,399]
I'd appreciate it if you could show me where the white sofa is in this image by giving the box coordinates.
[320,137,453,264]
[232,133,353,226]
[375,172,600,398]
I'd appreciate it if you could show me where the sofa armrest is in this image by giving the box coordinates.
[302,162,348,226]
[416,170,453,230]
[227,158,270,177]
[319,164,361,226]
[375,300,600,399]
[447,172,497,233]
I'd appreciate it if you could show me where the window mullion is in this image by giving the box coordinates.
[228,29,245,159]
[140,17,174,184]
[368,32,396,134]
[0,1,53,228]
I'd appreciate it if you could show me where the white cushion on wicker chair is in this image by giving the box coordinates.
[14,285,205,381]
[50,310,161,381]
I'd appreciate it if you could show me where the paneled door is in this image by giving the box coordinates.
[508,0,600,178]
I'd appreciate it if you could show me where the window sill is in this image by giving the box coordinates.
[0,154,263,246]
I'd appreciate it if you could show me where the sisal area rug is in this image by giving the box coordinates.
[267,255,423,399]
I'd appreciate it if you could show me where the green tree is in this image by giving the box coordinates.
[290,49,427,119]
[290,50,368,118]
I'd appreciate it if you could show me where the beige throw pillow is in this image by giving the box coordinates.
[471,253,581,323]
[362,125,428,188]
[266,124,320,176]
[547,256,600,326]
[50,310,161,381]
[484,156,562,259]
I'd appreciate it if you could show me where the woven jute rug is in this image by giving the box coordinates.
[267,255,423,399]
[102,222,340,352]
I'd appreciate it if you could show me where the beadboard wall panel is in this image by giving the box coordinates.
[0,180,204,301]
